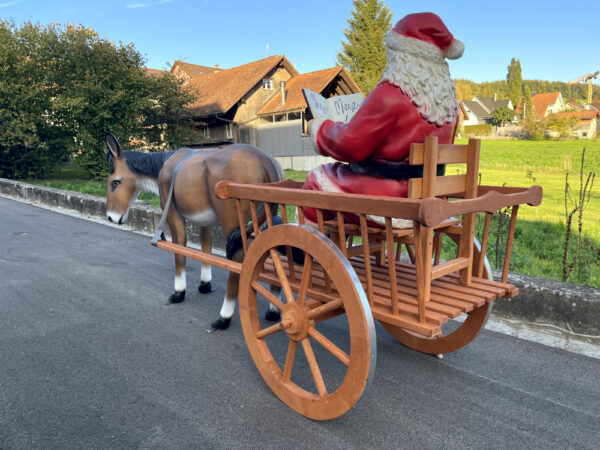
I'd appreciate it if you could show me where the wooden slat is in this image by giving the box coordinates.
[359,214,374,307]
[234,198,248,253]
[408,174,466,198]
[431,257,470,280]
[371,309,441,337]
[350,257,484,310]
[502,205,519,284]
[409,143,468,165]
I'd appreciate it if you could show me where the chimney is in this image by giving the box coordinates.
[280,81,286,105]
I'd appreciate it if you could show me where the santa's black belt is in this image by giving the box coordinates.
[349,160,445,179]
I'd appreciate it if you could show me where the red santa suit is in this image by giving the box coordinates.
[303,12,464,227]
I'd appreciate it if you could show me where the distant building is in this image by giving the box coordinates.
[516,92,565,118]
[146,56,363,169]
[551,110,598,139]
[460,95,514,125]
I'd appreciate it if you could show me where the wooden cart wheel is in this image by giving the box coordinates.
[239,224,376,420]
[380,234,493,355]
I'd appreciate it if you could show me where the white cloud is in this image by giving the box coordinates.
[0,1,22,9]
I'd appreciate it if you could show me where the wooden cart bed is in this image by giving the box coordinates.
[258,251,517,338]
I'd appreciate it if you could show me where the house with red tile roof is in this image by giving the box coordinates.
[161,55,362,168]
[551,110,598,139]
[255,67,362,165]
[516,92,565,118]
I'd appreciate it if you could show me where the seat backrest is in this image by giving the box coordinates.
[407,136,481,286]
[407,136,480,200]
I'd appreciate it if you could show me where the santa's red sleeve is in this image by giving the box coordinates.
[312,83,405,163]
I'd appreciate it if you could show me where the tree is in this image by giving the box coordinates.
[491,106,515,126]
[521,84,534,120]
[454,80,474,101]
[0,20,196,179]
[337,0,393,94]
[0,21,67,179]
[506,58,523,107]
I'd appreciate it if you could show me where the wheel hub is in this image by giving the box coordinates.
[281,303,310,341]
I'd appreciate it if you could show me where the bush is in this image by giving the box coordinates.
[0,20,195,179]
[464,124,493,136]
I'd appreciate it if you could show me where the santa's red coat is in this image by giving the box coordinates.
[303,81,458,223]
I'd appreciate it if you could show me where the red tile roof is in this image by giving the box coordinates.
[144,68,168,77]
[532,92,561,116]
[553,110,599,120]
[172,61,222,79]
[515,92,561,116]
[186,55,299,116]
[256,67,358,115]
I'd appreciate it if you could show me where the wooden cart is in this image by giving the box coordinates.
[153,137,542,420]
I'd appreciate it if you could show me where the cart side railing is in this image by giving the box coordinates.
[215,173,541,336]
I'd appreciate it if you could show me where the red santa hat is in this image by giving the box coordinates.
[386,12,464,60]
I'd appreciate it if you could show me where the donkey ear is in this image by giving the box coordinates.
[106,132,122,159]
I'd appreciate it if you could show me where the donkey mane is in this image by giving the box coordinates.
[109,150,177,178]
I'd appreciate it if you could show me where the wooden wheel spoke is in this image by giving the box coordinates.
[307,297,343,320]
[255,319,292,340]
[252,281,285,311]
[282,340,297,382]
[301,339,327,397]
[270,249,295,304]
[308,327,350,366]
[297,254,313,307]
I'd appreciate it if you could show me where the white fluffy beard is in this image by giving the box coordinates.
[380,35,459,127]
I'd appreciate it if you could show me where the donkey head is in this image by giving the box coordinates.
[105,133,139,225]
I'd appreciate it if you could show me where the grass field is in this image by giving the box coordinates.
[22,139,600,287]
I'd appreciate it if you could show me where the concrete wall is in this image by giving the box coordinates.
[1,177,598,342]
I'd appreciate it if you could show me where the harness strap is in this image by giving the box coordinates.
[151,150,198,246]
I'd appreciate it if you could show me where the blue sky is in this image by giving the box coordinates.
[2,0,599,84]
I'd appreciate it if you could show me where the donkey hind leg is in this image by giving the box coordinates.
[265,286,282,321]
[167,211,187,304]
[198,226,212,294]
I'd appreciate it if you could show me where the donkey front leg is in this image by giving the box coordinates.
[198,226,212,294]
[167,212,187,304]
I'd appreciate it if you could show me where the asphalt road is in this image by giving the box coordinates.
[1,196,599,449]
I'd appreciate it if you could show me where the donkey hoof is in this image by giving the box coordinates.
[198,282,212,294]
[168,290,186,304]
[265,310,281,322]
[210,316,231,330]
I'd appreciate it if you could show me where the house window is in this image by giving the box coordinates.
[582,132,587,137]
[274,113,286,122]
[202,125,210,139]
[261,115,274,123]
[288,111,301,120]
[226,123,233,139]
[262,79,273,90]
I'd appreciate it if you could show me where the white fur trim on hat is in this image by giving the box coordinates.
[386,32,444,62]
[445,39,464,60]
[310,117,327,154]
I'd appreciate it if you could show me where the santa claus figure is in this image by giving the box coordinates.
[303,12,464,227]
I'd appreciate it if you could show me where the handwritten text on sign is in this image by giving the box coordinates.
[331,97,361,122]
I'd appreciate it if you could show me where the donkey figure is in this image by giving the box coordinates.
[105,133,284,329]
